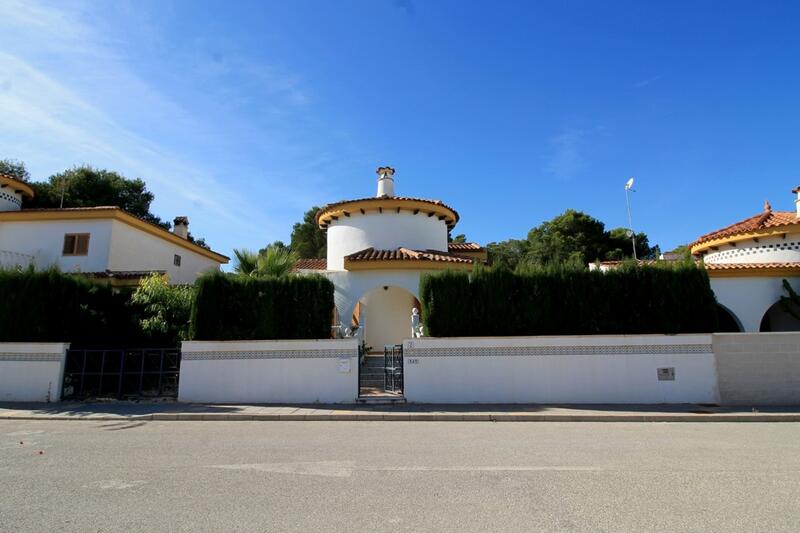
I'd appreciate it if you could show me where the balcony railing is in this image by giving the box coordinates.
[0,250,35,269]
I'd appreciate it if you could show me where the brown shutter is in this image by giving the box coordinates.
[62,235,76,255]
[75,234,90,255]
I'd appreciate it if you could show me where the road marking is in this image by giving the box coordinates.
[208,461,603,478]
[83,480,148,490]
[367,466,604,472]
[210,461,356,478]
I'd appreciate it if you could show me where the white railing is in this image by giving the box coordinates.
[0,250,35,270]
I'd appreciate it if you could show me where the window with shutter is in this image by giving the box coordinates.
[62,233,90,256]
[62,234,76,255]
[75,234,90,255]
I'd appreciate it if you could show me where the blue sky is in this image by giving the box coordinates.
[1,0,799,257]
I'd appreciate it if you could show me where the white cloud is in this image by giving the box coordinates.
[633,74,664,89]
[0,0,345,253]
[544,128,586,180]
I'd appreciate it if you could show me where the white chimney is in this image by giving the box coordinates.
[376,166,395,198]
[794,187,800,217]
[173,216,189,239]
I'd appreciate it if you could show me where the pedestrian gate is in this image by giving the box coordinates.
[383,344,403,394]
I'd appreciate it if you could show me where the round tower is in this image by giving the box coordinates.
[316,167,458,270]
[0,173,34,212]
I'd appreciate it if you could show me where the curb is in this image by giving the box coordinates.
[2,413,800,422]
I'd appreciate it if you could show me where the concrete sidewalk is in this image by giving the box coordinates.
[2,401,800,422]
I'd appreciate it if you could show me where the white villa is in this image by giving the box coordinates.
[294,167,486,350]
[0,173,228,286]
[690,188,800,332]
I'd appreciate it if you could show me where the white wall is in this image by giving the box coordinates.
[0,343,69,402]
[108,220,220,284]
[362,286,417,350]
[178,339,359,403]
[326,212,449,270]
[710,277,800,332]
[403,335,718,404]
[0,219,113,272]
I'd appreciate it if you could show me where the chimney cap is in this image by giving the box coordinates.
[173,216,189,226]
[376,166,395,177]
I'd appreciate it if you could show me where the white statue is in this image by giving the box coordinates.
[411,307,421,338]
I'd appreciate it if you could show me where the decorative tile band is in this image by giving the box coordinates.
[0,353,63,362]
[183,349,357,361]
[407,344,712,358]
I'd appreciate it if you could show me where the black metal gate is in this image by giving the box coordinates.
[62,347,181,400]
[383,344,403,394]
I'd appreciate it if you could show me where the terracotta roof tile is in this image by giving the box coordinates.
[692,205,800,247]
[315,196,460,227]
[447,242,484,251]
[704,262,800,271]
[292,258,328,271]
[345,247,475,264]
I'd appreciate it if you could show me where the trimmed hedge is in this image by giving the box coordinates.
[190,272,334,340]
[419,263,719,337]
[0,268,139,345]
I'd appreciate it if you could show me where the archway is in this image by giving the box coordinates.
[356,286,419,353]
[759,300,800,332]
[716,304,743,332]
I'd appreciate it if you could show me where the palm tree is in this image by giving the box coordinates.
[233,249,260,277]
[232,247,299,278]
[256,246,299,277]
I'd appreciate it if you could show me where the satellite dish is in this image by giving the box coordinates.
[625,177,635,190]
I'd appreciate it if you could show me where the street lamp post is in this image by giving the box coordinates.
[624,177,637,261]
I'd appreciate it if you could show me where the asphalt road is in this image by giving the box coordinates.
[1,420,800,532]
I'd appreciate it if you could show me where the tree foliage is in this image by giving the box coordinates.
[0,158,31,182]
[290,206,327,259]
[27,165,169,227]
[130,273,194,344]
[487,209,655,270]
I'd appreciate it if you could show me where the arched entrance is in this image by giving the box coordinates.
[355,285,420,352]
[716,304,743,332]
[759,300,800,332]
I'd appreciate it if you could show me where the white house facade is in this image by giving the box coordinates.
[691,190,800,332]
[0,173,228,285]
[294,167,486,351]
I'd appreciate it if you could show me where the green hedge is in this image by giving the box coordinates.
[420,263,719,337]
[0,268,140,345]
[190,272,334,340]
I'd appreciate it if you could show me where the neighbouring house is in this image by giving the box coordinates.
[293,167,486,350]
[690,188,800,332]
[0,173,228,286]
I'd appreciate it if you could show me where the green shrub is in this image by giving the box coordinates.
[190,272,334,340]
[130,273,194,345]
[420,262,719,337]
[0,267,140,345]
